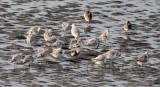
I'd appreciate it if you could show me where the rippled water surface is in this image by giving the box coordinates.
[0,0,160,87]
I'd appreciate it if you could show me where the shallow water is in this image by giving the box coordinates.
[0,0,160,87]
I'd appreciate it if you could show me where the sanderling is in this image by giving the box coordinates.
[50,48,64,58]
[71,24,80,40]
[78,38,100,49]
[91,54,106,65]
[11,53,23,66]
[98,28,109,43]
[123,21,132,31]
[136,52,149,66]
[26,34,37,46]
[26,26,41,35]
[60,22,71,36]
[23,55,35,67]
[44,29,57,44]
[84,11,92,23]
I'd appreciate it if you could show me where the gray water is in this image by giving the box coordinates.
[0,0,160,87]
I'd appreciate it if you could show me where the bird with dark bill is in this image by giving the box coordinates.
[84,11,92,23]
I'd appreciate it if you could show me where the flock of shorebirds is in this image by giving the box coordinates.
[11,11,149,69]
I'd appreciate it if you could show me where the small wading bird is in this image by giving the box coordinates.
[11,53,23,67]
[98,28,110,43]
[36,48,55,63]
[84,11,92,23]
[26,26,41,36]
[52,39,64,48]
[77,38,100,49]
[50,48,64,59]
[136,52,149,66]
[60,22,71,37]
[23,55,35,67]
[71,24,80,40]
[91,54,106,65]
[44,29,57,45]
[123,21,132,32]
[103,50,119,60]
[26,34,37,46]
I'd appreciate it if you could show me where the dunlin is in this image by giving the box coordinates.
[84,11,92,23]
[123,21,132,31]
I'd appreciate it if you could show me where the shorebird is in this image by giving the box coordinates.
[23,55,35,67]
[103,50,117,59]
[52,39,64,48]
[26,34,37,46]
[11,53,23,66]
[36,47,56,62]
[50,48,64,58]
[44,29,57,44]
[98,28,109,43]
[123,21,132,31]
[91,54,106,65]
[136,52,149,66]
[26,26,41,35]
[36,48,48,58]
[60,22,71,36]
[78,38,100,49]
[84,11,92,23]
[71,24,80,40]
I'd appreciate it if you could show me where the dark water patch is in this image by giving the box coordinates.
[108,0,123,4]
[125,4,137,7]
[111,12,125,16]
[110,5,124,8]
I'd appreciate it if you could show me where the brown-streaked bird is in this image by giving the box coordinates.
[98,28,109,43]
[23,55,35,66]
[11,53,23,66]
[123,21,132,31]
[84,11,92,23]
[26,26,41,35]
[44,29,57,44]
[50,48,64,58]
[91,54,106,65]
[77,38,100,49]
